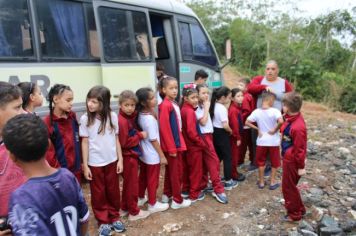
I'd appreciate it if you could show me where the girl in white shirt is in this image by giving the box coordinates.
[136,87,169,213]
[79,86,125,235]
[209,86,238,190]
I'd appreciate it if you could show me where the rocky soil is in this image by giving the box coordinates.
[84,69,356,235]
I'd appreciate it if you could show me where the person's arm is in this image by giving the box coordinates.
[291,127,307,170]
[151,140,167,165]
[245,119,262,137]
[158,102,178,156]
[81,137,92,180]
[0,229,11,235]
[115,136,123,173]
[247,76,267,96]
[118,118,144,149]
[185,110,205,147]
[268,117,284,135]
[80,221,89,236]
[228,109,241,141]
[199,101,210,126]
[222,121,232,134]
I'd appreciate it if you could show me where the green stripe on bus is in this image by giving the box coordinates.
[210,81,222,87]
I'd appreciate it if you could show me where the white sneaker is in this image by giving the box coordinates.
[119,209,128,217]
[138,196,148,206]
[148,201,169,213]
[171,199,191,209]
[128,210,150,221]
[161,194,171,203]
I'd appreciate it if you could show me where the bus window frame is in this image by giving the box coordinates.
[93,1,155,64]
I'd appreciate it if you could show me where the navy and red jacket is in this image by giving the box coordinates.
[281,113,307,169]
[228,102,243,141]
[118,110,144,158]
[43,111,81,173]
[247,75,293,108]
[158,97,186,155]
[241,92,254,122]
[180,102,205,149]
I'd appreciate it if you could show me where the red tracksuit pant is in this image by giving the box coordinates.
[121,155,140,216]
[200,134,224,194]
[163,152,183,203]
[282,160,306,221]
[230,137,242,180]
[240,129,254,165]
[89,161,121,225]
[138,161,160,205]
[181,147,203,200]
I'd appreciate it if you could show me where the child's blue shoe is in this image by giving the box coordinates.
[98,224,112,236]
[224,179,238,190]
[212,192,228,204]
[234,173,246,182]
[203,184,214,193]
[181,191,189,198]
[111,220,125,233]
[190,191,205,203]
[269,183,280,190]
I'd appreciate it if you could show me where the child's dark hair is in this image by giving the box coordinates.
[282,92,303,113]
[47,84,72,125]
[158,76,177,99]
[136,87,154,112]
[261,91,276,102]
[196,84,209,93]
[3,114,49,162]
[182,84,197,98]
[118,90,137,104]
[195,69,208,81]
[0,82,22,108]
[17,82,35,109]
[231,88,243,98]
[156,62,165,72]
[209,86,231,119]
[86,86,114,134]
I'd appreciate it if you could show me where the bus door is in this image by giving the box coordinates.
[175,16,222,89]
[148,14,178,79]
[93,0,156,97]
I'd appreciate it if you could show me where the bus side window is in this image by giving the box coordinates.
[150,15,169,59]
[0,0,34,59]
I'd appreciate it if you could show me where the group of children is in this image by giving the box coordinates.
[0,67,307,236]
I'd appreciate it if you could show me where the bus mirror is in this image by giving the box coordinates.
[225,39,232,60]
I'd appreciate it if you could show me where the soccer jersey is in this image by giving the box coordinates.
[8,168,89,236]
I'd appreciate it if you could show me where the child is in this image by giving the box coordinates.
[195,84,227,204]
[158,76,191,209]
[44,84,82,182]
[228,88,245,182]
[136,87,169,213]
[280,92,307,222]
[237,78,256,169]
[210,86,238,190]
[180,84,206,202]
[79,86,125,235]
[245,92,283,190]
[17,82,43,114]
[4,114,89,235]
[194,69,208,85]
[118,90,150,221]
[0,82,26,236]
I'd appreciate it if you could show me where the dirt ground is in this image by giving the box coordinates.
[84,67,356,235]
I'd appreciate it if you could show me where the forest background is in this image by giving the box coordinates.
[183,0,356,113]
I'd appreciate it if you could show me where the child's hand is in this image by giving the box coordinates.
[258,129,263,137]
[268,129,276,135]
[141,131,148,139]
[298,168,306,176]
[160,155,168,165]
[116,159,123,174]
[169,153,177,157]
[236,140,241,146]
[83,166,92,181]
[266,86,274,94]
[204,100,210,109]
[0,229,11,235]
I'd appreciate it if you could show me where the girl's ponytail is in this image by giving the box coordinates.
[209,88,218,119]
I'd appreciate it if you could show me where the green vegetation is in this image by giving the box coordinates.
[185,0,356,113]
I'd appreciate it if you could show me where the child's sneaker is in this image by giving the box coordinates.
[212,192,228,204]
[138,196,148,206]
[190,191,205,203]
[248,164,258,172]
[98,224,112,236]
[181,191,189,198]
[148,201,169,213]
[128,210,150,221]
[119,209,128,217]
[171,199,191,209]
[111,220,125,233]
[203,184,214,193]
[224,179,238,190]
[234,173,246,182]
[161,194,171,203]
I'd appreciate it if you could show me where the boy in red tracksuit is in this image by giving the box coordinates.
[181,85,206,202]
[280,92,307,222]
[118,90,150,221]
[228,88,245,181]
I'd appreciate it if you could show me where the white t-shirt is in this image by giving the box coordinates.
[172,101,182,131]
[195,105,213,134]
[79,112,119,167]
[138,112,160,165]
[212,103,228,128]
[247,107,282,146]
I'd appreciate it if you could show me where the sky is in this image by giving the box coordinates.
[297,0,355,17]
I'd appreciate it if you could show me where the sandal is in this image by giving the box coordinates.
[269,183,280,190]
[256,181,265,189]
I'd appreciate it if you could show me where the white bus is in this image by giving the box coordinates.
[0,0,223,114]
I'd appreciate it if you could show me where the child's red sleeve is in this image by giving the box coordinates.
[228,108,241,141]
[291,128,307,169]
[285,80,293,92]
[42,117,60,168]
[159,102,177,155]
[242,95,253,122]
[247,76,267,95]
[118,118,143,149]
[185,110,205,147]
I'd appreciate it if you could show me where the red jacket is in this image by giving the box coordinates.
[281,113,307,169]
[241,92,254,122]
[181,102,205,149]
[247,75,293,108]
[43,111,81,172]
[118,110,144,158]
[228,102,243,141]
[158,97,186,155]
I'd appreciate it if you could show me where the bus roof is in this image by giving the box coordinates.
[106,0,197,17]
